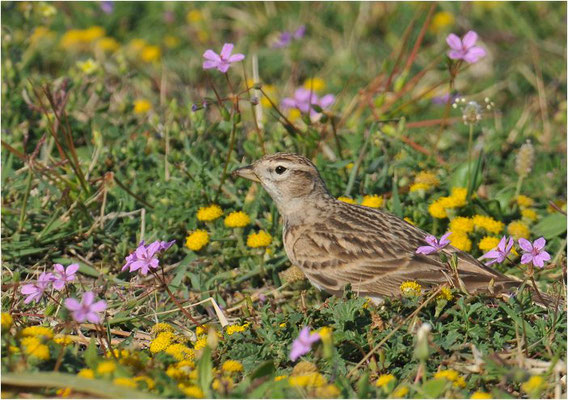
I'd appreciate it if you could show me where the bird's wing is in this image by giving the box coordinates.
[289,202,516,298]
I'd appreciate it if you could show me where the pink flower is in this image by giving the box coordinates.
[20,272,53,304]
[121,240,176,275]
[446,31,486,63]
[64,291,107,324]
[290,326,320,361]
[480,236,514,266]
[202,43,245,73]
[518,237,551,268]
[281,88,335,119]
[52,263,79,291]
[416,232,451,255]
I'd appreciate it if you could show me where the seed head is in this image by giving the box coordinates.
[515,140,535,178]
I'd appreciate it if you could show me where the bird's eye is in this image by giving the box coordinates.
[275,166,287,174]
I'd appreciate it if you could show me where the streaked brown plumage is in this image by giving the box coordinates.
[232,153,523,302]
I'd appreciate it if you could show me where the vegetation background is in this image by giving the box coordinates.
[1,1,566,399]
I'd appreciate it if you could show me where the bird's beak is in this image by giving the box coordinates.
[231,165,261,183]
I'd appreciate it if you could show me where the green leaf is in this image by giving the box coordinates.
[249,360,275,381]
[422,378,447,398]
[392,177,403,218]
[533,214,567,239]
[357,371,370,398]
[197,346,213,397]
[84,337,99,370]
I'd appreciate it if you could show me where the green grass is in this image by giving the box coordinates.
[1,2,566,398]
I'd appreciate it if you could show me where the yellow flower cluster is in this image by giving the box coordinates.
[113,377,137,388]
[318,327,332,344]
[409,183,430,192]
[434,369,466,388]
[449,216,474,234]
[60,26,105,49]
[21,336,50,360]
[400,281,422,296]
[361,195,383,208]
[472,215,503,234]
[195,324,208,337]
[178,384,204,398]
[303,78,326,92]
[165,343,195,361]
[133,99,151,114]
[521,375,545,394]
[375,373,396,387]
[78,368,95,379]
[521,208,538,221]
[96,360,116,375]
[54,334,73,346]
[186,9,203,23]
[127,38,161,63]
[185,229,209,251]
[197,204,223,221]
[289,372,326,387]
[226,323,249,336]
[315,384,341,398]
[21,326,54,339]
[449,231,472,252]
[507,220,530,240]
[247,230,272,248]
[212,377,235,392]
[428,187,467,219]
[516,195,534,208]
[478,236,500,252]
[193,337,207,350]
[151,322,174,335]
[438,287,454,301]
[1,313,13,330]
[411,171,440,192]
[470,391,492,399]
[337,196,356,204]
[150,331,175,353]
[224,211,251,228]
[430,11,455,33]
[222,360,243,373]
[77,59,98,74]
[392,386,409,397]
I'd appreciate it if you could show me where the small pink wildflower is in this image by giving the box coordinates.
[290,326,320,361]
[121,240,175,275]
[446,31,486,63]
[20,272,53,304]
[64,291,107,324]
[281,88,335,118]
[52,263,79,291]
[480,236,514,266]
[416,232,451,255]
[202,43,245,73]
[518,237,551,268]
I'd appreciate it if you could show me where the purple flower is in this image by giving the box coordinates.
[518,237,551,268]
[416,232,451,255]
[64,292,107,324]
[273,26,305,48]
[281,88,335,119]
[52,263,79,291]
[480,236,514,266]
[446,31,486,63]
[290,327,320,361]
[20,272,54,304]
[121,240,176,275]
[202,43,245,73]
[432,93,459,105]
[100,1,114,14]
[293,25,306,39]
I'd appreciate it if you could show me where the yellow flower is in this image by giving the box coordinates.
[392,385,409,397]
[151,322,174,336]
[186,9,203,23]
[247,231,272,248]
[54,334,73,346]
[288,108,302,122]
[197,204,223,221]
[149,331,174,353]
[96,360,116,375]
[30,27,54,45]
[471,391,492,399]
[226,323,249,335]
[259,84,277,108]
[521,208,538,221]
[21,336,50,360]
[222,360,243,373]
[428,199,448,219]
[113,377,137,388]
[140,45,161,63]
[21,326,54,339]
[410,183,431,192]
[37,2,57,17]
[448,187,467,207]
[129,38,147,52]
[360,195,383,208]
[193,337,207,350]
[165,344,195,361]
[274,375,288,381]
[77,369,94,379]
[179,384,204,398]
[318,327,332,344]
[430,11,455,33]
[434,369,466,388]
[96,37,119,52]
[507,220,530,240]
[195,324,208,337]
[337,196,356,204]
[547,200,566,213]
[449,231,472,252]
[292,361,318,376]
[82,26,105,42]
[185,229,209,251]
[438,287,454,301]
[76,59,98,74]
[279,322,287,328]
[289,372,326,387]
[414,171,440,187]
[212,377,234,392]
[472,215,503,234]
[224,211,251,228]
[134,376,155,390]
[55,387,71,398]
[303,78,326,92]
[133,99,151,114]
[400,281,422,297]
[521,375,545,394]
[478,236,500,252]
[449,216,474,233]
[1,313,13,330]
[60,29,84,48]
[403,217,415,225]
[315,384,341,398]
[516,195,534,208]
[375,374,396,387]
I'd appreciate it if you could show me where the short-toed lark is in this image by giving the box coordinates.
[233,153,526,304]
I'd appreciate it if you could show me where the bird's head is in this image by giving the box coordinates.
[232,153,331,216]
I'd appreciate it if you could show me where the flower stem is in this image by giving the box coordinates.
[151,270,202,326]
[466,123,474,197]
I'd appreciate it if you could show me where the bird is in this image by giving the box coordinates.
[232,152,549,306]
